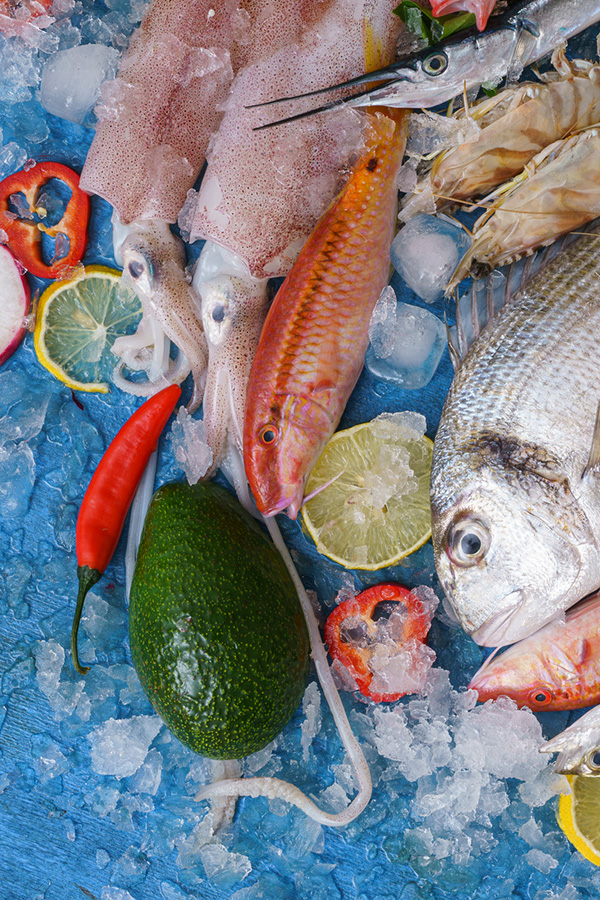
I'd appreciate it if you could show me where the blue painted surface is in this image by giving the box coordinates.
[2,8,600,900]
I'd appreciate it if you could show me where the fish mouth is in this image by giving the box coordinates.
[259,487,304,519]
[469,591,525,647]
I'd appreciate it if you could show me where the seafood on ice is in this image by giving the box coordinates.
[244,110,410,519]
[430,227,600,648]
[253,0,600,124]
[403,44,600,214]
[541,705,600,776]
[469,592,600,711]
[446,126,600,291]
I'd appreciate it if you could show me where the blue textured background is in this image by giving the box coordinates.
[2,11,600,900]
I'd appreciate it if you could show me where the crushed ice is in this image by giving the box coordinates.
[169,407,213,484]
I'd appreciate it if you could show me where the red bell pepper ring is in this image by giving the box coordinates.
[324,583,432,703]
[0,161,90,279]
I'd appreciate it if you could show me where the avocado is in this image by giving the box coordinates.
[129,480,310,759]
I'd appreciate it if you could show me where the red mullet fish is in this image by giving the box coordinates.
[243,109,409,518]
[469,592,600,711]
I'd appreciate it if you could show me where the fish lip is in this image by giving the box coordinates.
[259,489,303,519]
[470,590,525,647]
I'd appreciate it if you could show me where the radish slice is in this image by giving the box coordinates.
[0,245,30,366]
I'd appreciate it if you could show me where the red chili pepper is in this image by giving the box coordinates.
[0,161,90,279]
[71,384,181,674]
[324,583,432,703]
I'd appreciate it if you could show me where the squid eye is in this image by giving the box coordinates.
[586,749,600,771]
[212,303,225,322]
[127,260,145,279]
[447,518,490,567]
[528,688,553,708]
[422,51,448,76]
[259,425,279,446]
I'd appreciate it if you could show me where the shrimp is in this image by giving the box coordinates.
[403,45,600,217]
[446,126,600,293]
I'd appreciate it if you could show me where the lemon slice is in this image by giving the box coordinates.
[558,774,600,866]
[34,265,142,393]
[302,412,433,570]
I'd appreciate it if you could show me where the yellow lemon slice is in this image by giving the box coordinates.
[558,774,600,866]
[34,265,142,393]
[302,412,433,570]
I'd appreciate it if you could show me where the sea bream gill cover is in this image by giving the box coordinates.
[6,0,600,898]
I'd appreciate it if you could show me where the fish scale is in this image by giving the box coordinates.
[431,231,600,647]
[244,110,408,518]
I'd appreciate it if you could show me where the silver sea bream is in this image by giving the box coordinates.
[431,230,600,647]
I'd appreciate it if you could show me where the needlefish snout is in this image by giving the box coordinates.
[250,0,600,128]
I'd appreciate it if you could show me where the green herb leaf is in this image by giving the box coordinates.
[481,80,499,97]
[394,0,476,47]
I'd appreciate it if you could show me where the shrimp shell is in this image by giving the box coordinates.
[405,45,600,213]
[446,127,600,292]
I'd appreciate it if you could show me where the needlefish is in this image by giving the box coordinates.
[430,226,600,648]
[250,0,600,127]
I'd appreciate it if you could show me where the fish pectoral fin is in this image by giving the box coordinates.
[544,644,580,683]
[583,401,600,478]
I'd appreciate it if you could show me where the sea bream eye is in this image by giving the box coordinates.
[422,51,448,76]
[586,749,600,771]
[447,518,490,567]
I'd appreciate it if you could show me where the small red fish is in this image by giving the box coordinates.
[469,592,600,711]
[429,0,497,31]
[243,110,409,518]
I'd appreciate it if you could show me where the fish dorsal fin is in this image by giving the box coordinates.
[447,218,600,369]
[583,402,600,478]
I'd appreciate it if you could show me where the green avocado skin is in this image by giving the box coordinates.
[129,481,310,760]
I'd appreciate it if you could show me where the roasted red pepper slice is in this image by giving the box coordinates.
[0,161,90,279]
[324,583,432,703]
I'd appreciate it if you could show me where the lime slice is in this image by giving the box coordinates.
[558,775,600,866]
[302,412,433,570]
[34,265,142,392]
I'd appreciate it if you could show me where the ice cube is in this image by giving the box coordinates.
[300,681,322,762]
[101,889,136,900]
[0,370,52,444]
[368,640,436,697]
[368,285,398,360]
[0,443,35,517]
[199,843,252,884]
[525,848,559,873]
[88,715,162,778]
[169,407,213,485]
[0,142,28,178]
[390,214,471,302]
[366,301,446,390]
[96,849,111,869]
[128,748,163,795]
[40,44,121,125]
[31,735,69,783]
[111,845,150,888]
[406,110,480,159]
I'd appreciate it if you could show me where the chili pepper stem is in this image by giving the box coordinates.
[72,565,103,675]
